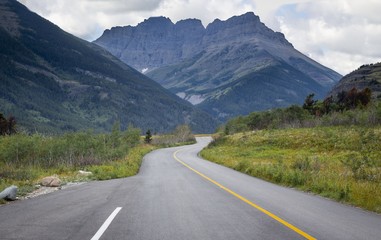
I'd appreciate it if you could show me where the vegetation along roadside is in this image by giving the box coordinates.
[0,122,195,204]
[201,89,381,213]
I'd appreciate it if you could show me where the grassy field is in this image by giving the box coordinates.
[201,126,381,213]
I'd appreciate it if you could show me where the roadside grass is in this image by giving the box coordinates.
[201,126,381,213]
[0,143,155,199]
[88,144,155,180]
[0,124,196,201]
[0,127,153,201]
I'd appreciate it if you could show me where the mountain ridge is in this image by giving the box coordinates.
[94,12,341,121]
[95,12,294,72]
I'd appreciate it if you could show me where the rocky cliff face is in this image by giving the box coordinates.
[95,17,205,72]
[95,12,342,121]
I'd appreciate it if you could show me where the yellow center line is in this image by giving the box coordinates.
[173,149,316,240]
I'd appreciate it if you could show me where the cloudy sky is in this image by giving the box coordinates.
[17,0,381,75]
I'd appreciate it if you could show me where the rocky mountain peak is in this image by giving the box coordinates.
[138,16,174,29]
[94,12,294,71]
[220,11,261,27]
[204,12,291,47]
[175,18,204,30]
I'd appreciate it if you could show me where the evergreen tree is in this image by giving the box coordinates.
[144,129,152,144]
[303,93,318,115]
[0,113,17,136]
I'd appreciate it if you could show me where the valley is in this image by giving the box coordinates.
[1,0,381,239]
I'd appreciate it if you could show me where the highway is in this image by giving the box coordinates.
[0,137,380,239]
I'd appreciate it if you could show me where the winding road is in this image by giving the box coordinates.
[0,137,380,239]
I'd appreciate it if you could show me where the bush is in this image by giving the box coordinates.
[152,124,195,146]
[123,125,141,147]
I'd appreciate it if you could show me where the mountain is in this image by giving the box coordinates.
[0,0,216,133]
[329,63,381,98]
[94,12,342,121]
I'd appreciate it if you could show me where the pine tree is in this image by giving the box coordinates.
[303,93,318,113]
[144,129,152,144]
[0,113,16,136]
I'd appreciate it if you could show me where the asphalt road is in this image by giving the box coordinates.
[0,137,380,240]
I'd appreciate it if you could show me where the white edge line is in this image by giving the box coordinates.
[91,207,122,240]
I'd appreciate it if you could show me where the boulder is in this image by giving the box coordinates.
[41,176,61,187]
[0,185,18,201]
[78,170,92,176]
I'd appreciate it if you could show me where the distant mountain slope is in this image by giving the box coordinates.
[197,61,326,118]
[95,12,341,121]
[0,0,216,133]
[329,63,381,98]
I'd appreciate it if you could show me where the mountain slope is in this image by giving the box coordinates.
[198,61,326,118]
[329,63,381,98]
[0,0,216,133]
[95,12,342,121]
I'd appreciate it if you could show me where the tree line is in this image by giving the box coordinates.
[303,87,372,116]
[223,87,380,135]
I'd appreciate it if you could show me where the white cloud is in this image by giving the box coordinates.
[18,0,164,40]
[277,0,381,75]
[152,0,254,26]
[17,0,381,75]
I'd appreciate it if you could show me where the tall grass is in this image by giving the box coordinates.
[0,126,146,198]
[0,130,137,168]
[201,126,381,213]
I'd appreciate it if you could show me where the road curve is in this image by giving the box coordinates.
[0,137,380,240]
